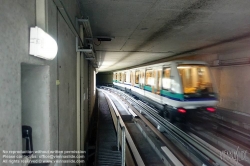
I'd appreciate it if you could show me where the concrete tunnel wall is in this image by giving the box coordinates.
[0,0,95,165]
[21,64,50,152]
[96,72,113,85]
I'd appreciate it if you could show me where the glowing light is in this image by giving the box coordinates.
[178,108,186,113]
[206,107,216,112]
[29,26,58,60]
[177,66,192,69]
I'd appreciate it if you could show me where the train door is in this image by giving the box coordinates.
[130,71,134,86]
[113,73,116,82]
[156,68,162,95]
[145,69,153,92]
[162,67,171,96]
[122,72,125,83]
[120,72,124,83]
[139,70,145,89]
[119,73,122,83]
[135,70,140,88]
[126,71,130,84]
[123,72,126,83]
[152,69,157,94]
[115,73,118,82]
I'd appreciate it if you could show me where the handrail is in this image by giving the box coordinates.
[117,116,120,151]
[101,90,145,166]
[121,126,126,166]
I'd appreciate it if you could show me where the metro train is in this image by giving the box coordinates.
[113,60,218,122]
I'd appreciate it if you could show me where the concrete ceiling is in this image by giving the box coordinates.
[79,0,250,72]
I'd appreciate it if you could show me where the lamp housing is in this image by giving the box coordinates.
[29,26,58,60]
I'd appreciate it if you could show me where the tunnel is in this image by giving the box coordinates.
[1,0,250,166]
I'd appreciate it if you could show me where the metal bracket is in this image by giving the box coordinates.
[77,18,93,38]
[76,18,99,68]
[76,37,96,58]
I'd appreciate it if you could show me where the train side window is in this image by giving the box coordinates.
[146,70,154,86]
[162,68,171,90]
[135,71,139,84]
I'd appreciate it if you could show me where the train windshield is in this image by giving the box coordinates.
[177,65,215,96]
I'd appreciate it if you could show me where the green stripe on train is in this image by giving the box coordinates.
[144,85,152,91]
[134,84,140,88]
[160,90,184,100]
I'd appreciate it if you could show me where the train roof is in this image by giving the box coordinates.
[113,60,208,73]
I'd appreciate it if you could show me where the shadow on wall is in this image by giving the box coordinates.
[21,63,50,158]
[96,72,113,86]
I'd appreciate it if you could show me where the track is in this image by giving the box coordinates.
[100,86,250,166]
[186,112,250,166]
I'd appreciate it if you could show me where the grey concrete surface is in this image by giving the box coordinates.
[21,64,50,152]
[80,0,250,72]
[89,66,96,120]
[0,0,95,166]
[0,1,43,165]
[82,55,90,147]
[47,0,59,154]
[57,10,78,154]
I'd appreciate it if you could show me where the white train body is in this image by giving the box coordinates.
[113,60,218,121]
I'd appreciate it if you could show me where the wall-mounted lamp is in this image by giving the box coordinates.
[29,26,58,60]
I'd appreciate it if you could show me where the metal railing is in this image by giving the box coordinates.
[103,87,243,166]
[101,89,145,166]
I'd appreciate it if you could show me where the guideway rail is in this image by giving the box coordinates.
[100,89,145,166]
[102,87,192,166]
[103,86,241,166]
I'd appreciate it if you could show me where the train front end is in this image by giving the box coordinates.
[175,62,218,118]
